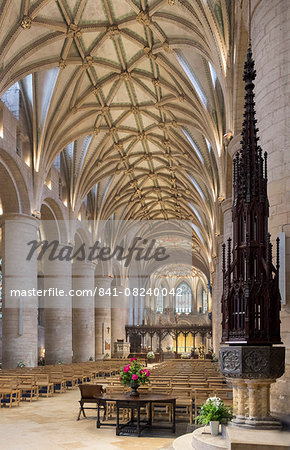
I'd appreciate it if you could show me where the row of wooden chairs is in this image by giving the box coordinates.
[0,360,130,408]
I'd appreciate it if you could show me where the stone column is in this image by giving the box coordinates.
[222,198,232,244]
[2,214,39,368]
[134,295,139,325]
[95,275,112,359]
[251,0,290,414]
[213,198,232,353]
[230,379,248,425]
[231,380,239,418]
[196,281,203,313]
[129,292,134,325]
[44,244,72,364]
[245,379,276,427]
[72,261,95,362]
[111,285,129,350]
[212,235,224,354]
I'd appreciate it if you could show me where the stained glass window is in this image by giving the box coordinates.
[175,281,192,314]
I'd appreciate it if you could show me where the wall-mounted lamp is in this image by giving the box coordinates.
[32,210,41,219]
[223,131,233,145]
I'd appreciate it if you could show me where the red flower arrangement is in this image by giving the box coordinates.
[119,358,150,393]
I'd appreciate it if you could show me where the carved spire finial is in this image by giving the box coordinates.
[221,36,281,345]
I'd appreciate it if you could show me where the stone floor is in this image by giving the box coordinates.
[0,389,187,450]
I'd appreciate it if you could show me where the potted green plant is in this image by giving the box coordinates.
[17,361,25,368]
[196,396,232,436]
[119,358,150,396]
[166,345,171,352]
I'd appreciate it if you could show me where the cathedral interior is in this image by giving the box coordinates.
[0,0,289,448]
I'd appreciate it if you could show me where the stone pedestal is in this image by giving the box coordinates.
[220,346,285,429]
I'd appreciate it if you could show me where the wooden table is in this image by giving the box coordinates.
[94,393,176,436]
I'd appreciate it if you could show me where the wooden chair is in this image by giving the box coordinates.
[171,386,192,423]
[0,383,21,407]
[77,384,104,420]
[18,377,38,402]
[193,388,212,422]
[189,381,208,390]
[151,386,172,422]
[208,382,227,390]
[105,385,128,420]
[214,389,233,408]
[36,374,54,397]
[50,372,66,393]
[62,370,77,389]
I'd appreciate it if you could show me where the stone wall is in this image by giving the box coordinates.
[251,0,290,415]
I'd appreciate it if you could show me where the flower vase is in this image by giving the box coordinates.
[129,384,140,397]
[209,421,219,436]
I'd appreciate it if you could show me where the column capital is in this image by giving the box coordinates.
[57,242,73,250]
[72,260,96,273]
[221,197,232,214]
[227,133,241,158]
[95,275,113,286]
[0,213,39,229]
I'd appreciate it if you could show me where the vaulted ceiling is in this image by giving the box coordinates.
[0,0,233,275]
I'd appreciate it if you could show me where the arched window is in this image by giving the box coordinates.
[155,286,164,313]
[202,288,208,313]
[175,282,192,314]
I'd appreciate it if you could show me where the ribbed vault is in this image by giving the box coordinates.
[0,0,232,275]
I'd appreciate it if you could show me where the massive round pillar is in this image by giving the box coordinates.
[95,275,112,359]
[111,285,129,351]
[72,261,95,362]
[212,198,232,355]
[251,0,290,414]
[2,214,39,368]
[44,244,72,364]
